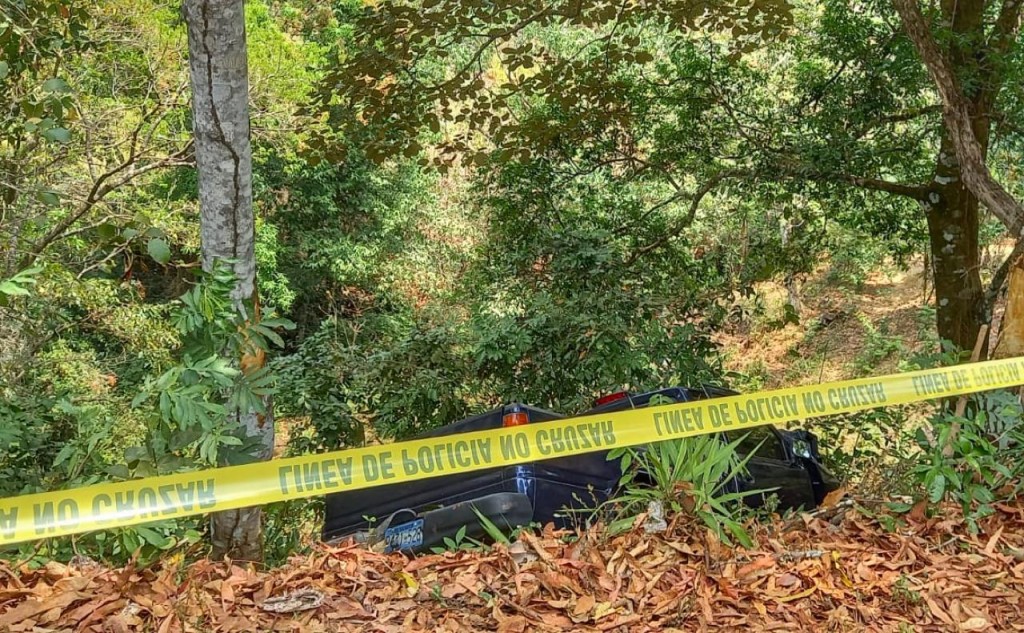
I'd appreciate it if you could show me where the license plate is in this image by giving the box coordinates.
[384,518,424,552]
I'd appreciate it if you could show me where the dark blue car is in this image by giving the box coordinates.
[322,386,840,552]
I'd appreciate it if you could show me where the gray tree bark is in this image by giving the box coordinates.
[888,0,1022,355]
[183,0,271,562]
[892,0,1024,237]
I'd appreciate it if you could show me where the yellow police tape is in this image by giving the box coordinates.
[1,357,1023,546]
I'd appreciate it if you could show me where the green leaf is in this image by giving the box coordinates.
[0,281,29,296]
[725,520,754,548]
[969,484,994,504]
[886,502,914,513]
[95,223,118,240]
[134,526,170,548]
[37,190,60,205]
[53,444,76,467]
[259,317,296,331]
[42,127,71,143]
[147,238,171,265]
[928,473,946,503]
[106,464,130,479]
[124,446,149,464]
[0,62,8,79]
[42,77,71,93]
[878,515,898,532]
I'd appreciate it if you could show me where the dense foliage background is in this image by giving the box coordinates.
[1,0,1021,564]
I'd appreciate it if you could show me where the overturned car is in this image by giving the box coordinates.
[322,386,841,553]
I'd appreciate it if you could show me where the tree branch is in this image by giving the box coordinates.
[851,104,942,140]
[625,168,750,264]
[624,163,930,264]
[892,0,1024,236]
[829,173,930,199]
[978,0,1024,112]
[773,162,929,199]
[988,0,1023,62]
[422,9,550,95]
[22,141,194,266]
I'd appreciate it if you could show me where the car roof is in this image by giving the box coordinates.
[581,384,738,415]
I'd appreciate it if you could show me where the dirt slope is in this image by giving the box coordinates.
[716,264,934,390]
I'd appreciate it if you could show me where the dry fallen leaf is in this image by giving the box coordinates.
[984,527,1003,556]
[737,557,775,578]
[573,594,595,616]
[2,500,1024,632]
[821,487,847,508]
[507,541,539,565]
[496,614,528,633]
[593,601,617,621]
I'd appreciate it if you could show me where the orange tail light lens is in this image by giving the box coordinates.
[502,407,529,427]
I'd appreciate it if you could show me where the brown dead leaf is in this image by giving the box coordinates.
[737,557,775,578]
[105,614,131,633]
[0,591,90,627]
[573,594,595,616]
[521,532,556,564]
[909,499,930,522]
[984,527,1004,556]
[496,615,529,633]
[221,579,236,603]
[4,499,1024,632]
[925,596,955,626]
[539,610,575,629]
[324,596,372,620]
[53,576,92,592]
[593,601,617,621]
[821,487,847,508]
[774,586,816,603]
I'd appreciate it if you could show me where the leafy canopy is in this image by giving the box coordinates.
[318,0,793,165]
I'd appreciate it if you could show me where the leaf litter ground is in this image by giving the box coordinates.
[3,500,1024,632]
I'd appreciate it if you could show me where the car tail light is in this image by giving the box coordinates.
[502,405,529,427]
[594,391,629,406]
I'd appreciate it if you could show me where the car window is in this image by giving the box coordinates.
[728,426,787,461]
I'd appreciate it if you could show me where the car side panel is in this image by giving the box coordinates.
[323,466,511,540]
[323,404,563,541]
[738,456,817,510]
[531,457,620,527]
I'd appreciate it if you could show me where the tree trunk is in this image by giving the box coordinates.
[183,0,271,562]
[894,0,1024,237]
[906,0,1018,358]
[923,134,987,354]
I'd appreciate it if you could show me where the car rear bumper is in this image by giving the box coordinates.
[330,491,535,553]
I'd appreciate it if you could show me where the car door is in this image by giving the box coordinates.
[726,425,817,511]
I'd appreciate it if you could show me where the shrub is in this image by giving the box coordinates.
[606,431,762,547]
[911,391,1024,533]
